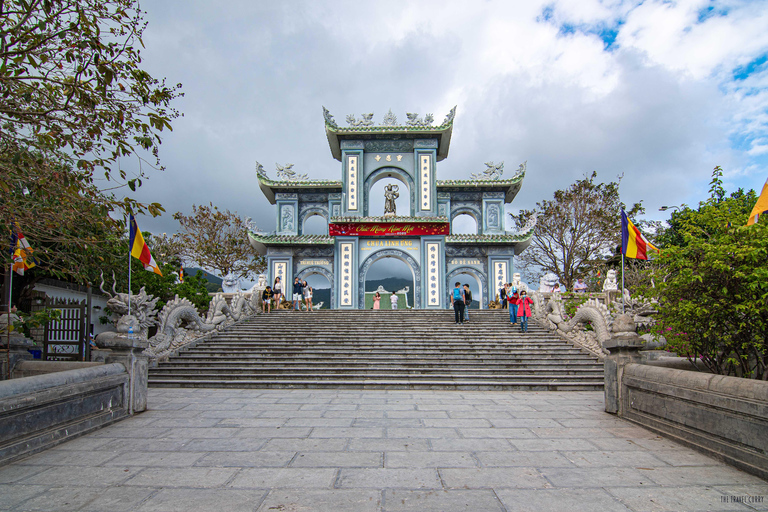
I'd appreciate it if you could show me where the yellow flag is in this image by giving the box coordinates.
[747,177,768,226]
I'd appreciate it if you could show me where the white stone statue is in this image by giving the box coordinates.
[510,272,528,293]
[603,269,618,292]
[539,272,558,293]
[222,272,240,293]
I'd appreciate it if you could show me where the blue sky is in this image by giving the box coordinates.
[123,0,768,277]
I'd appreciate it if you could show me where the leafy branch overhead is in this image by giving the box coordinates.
[173,203,265,281]
[0,0,182,279]
[511,172,644,290]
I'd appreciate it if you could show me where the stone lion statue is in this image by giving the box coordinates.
[603,269,618,292]
[539,272,558,293]
[222,272,240,293]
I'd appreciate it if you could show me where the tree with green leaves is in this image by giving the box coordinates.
[1,0,182,280]
[649,168,768,379]
[173,204,266,281]
[511,172,643,291]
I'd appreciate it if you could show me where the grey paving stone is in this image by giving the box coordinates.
[257,409,325,418]
[348,438,430,452]
[615,436,690,451]
[104,451,206,467]
[507,410,578,419]
[337,468,442,489]
[7,486,105,511]
[217,418,290,427]
[386,451,477,468]
[159,427,241,439]
[22,466,142,487]
[238,427,312,438]
[283,418,354,427]
[418,404,475,411]
[646,449,727,467]
[497,488,631,512]
[386,410,449,419]
[125,467,238,488]
[429,438,515,452]
[488,418,563,428]
[384,489,504,511]
[475,451,574,468]
[135,488,266,512]
[14,449,119,467]
[458,428,535,439]
[607,485,754,512]
[530,427,615,438]
[0,484,49,509]
[291,452,382,468]
[302,404,357,410]
[78,487,157,512]
[422,418,492,428]
[91,427,171,438]
[243,403,301,411]
[196,451,296,468]
[644,466,767,486]
[310,427,383,438]
[540,467,657,487]
[47,436,114,451]
[257,489,381,512]
[99,438,191,453]
[182,402,247,410]
[560,450,669,468]
[509,438,598,452]
[180,438,267,452]
[447,410,514,419]
[387,428,460,439]
[587,438,648,451]
[359,403,414,411]
[555,417,630,428]
[322,410,386,418]
[261,438,348,452]
[0,464,48,483]
[144,417,226,428]
[439,467,551,489]
[353,418,423,428]
[228,468,337,489]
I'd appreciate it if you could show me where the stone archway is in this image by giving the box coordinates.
[297,266,334,309]
[299,207,329,234]
[450,204,482,229]
[446,266,488,309]
[358,249,421,309]
[363,167,415,217]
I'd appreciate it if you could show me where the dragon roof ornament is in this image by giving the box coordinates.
[472,161,504,180]
[324,106,457,130]
[346,113,374,127]
[275,163,308,181]
[322,106,338,129]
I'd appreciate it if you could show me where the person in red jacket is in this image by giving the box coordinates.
[517,290,534,333]
[507,289,520,325]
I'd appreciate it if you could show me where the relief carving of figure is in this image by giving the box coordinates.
[281,205,294,231]
[487,205,499,227]
[383,184,399,216]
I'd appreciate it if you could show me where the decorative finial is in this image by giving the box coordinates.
[255,161,267,178]
[346,113,374,127]
[471,161,504,180]
[322,106,338,129]
[382,109,398,127]
[442,106,457,125]
[275,163,308,181]
[405,113,434,127]
[514,161,527,177]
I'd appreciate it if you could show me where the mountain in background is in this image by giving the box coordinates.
[184,267,222,293]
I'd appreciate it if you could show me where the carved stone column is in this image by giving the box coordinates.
[603,314,643,414]
[95,330,149,414]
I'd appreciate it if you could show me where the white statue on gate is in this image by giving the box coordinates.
[603,269,619,292]
[510,272,528,293]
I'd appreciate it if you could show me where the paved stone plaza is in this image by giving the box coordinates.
[0,389,766,512]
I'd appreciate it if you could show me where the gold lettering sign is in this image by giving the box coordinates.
[450,258,482,266]
[298,259,330,266]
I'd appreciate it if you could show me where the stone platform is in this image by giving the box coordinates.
[0,388,765,511]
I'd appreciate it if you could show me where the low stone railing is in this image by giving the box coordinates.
[604,329,768,481]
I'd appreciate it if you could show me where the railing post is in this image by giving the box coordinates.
[603,313,643,415]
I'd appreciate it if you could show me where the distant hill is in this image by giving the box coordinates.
[184,268,222,293]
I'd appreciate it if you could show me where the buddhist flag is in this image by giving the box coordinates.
[129,215,163,276]
[179,267,184,283]
[747,177,768,226]
[10,226,36,275]
[621,210,659,260]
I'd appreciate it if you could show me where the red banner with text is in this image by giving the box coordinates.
[329,222,449,237]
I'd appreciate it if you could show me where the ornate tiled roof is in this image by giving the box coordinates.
[323,107,456,162]
[330,216,449,223]
[446,233,531,243]
[436,165,526,203]
[256,172,341,204]
[248,231,334,255]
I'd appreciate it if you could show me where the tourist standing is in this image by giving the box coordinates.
[573,278,587,293]
[262,286,273,314]
[450,282,465,325]
[273,277,282,310]
[517,291,533,333]
[508,288,519,325]
[463,284,472,323]
[390,291,398,310]
[499,283,508,309]
[292,277,303,311]
[373,292,381,310]
[304,285,313,312]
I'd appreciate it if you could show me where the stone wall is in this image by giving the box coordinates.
[0,363,129,465]
[618,363,768,480]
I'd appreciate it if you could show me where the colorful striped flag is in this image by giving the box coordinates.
[10,226,36,275]
[129,215,163,276]
[179,267,184,283]
[747,177,768,226]
[621,210,659,260]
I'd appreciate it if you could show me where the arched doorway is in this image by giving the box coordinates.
[446,267,486,309]
[297,266,333,309]
[451,208,480,235]
[365,167,414,217]
[359,249,420,309]
[300,209,328,235]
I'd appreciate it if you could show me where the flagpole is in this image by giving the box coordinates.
[6,261,13,379]
[621,253,625,314]
[127,215,131,318]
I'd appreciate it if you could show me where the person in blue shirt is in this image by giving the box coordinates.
[450,282,465,325]
[292,277,304,310]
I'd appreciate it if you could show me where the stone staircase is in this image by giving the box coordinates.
[148,310,604,390]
